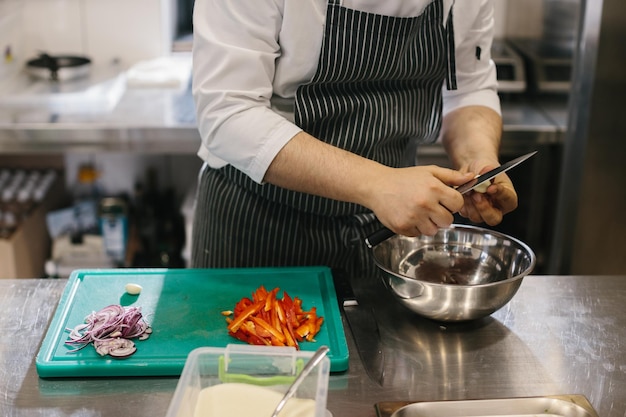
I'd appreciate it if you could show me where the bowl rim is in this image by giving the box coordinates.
[372,224,537,288]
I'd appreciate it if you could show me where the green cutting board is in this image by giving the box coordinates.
[36,266,349,378]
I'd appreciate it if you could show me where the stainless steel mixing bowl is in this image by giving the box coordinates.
[371,224,536,322]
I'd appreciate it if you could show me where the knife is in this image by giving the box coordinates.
[365,151,538,248]
[455,150,537,194]
[332,271,385,386]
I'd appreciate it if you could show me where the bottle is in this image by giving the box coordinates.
[0,211,17,239]
[15,172,38,217]
[0,170,10,189]
[99,197,129,266]
[0,170,11,215]
[0,170,22,238]
[74,163,100,203]
[32,169,57,207]
[73,163,101,236]
[0,171,20,230]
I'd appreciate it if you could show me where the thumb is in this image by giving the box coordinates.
[432,167,476,187]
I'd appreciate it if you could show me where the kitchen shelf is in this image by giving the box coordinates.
[0,79,565,155]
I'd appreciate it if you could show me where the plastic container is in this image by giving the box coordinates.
[166,344,330,417]
[98,197,129,265]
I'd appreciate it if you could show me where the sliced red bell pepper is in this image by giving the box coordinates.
[227,300,264,333]
[250,316,286,344]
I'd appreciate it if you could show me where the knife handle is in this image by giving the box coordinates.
[365,227,395,248]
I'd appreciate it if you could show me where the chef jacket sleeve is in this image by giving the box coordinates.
[442,0,501,117]
[192,0,303,184]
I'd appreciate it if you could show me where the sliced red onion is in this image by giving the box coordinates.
[94,338,137,358]
[138,327,153,341]
[65,304,152,358]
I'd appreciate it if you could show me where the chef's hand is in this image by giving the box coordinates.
[458,161,518,226]
[370,166,475,237]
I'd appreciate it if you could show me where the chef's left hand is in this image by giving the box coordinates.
[458,162,518,226]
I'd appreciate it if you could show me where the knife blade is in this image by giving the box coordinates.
[364,151,538,248]
[332,272,385,386]
[455,150,537,194]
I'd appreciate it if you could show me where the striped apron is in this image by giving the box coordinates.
[191,0,456,277]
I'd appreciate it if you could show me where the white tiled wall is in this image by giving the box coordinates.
[502,0,544,39]
[2,0,542,66]
[81,0,173,67]
[0,0,22,78]
[21,0,84,56]
[1,0,173,69]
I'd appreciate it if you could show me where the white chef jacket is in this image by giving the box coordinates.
[192,0,500,184]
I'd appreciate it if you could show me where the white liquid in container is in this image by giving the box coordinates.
[193,383,316,417]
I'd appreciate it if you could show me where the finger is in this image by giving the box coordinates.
[490,184,518,214]
[478,206,503,225]
[415,218,440,236]
[471,193,504,225]
[462,196,483,223]
[429,205,456,229]
[437,184,467,214]
[431,166,476,187]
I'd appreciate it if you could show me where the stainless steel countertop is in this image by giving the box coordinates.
[0,74,564,154]
[0,87,201,154]
[0,274,624,417]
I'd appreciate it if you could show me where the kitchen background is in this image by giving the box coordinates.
[1,0,624,277]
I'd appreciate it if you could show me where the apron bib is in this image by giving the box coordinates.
[192,0,456,273]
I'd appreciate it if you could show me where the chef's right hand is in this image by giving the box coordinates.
[368,166,475,237]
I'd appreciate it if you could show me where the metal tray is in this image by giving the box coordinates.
[375,395,599,417]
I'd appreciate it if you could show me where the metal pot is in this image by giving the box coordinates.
[25,53,91,81]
